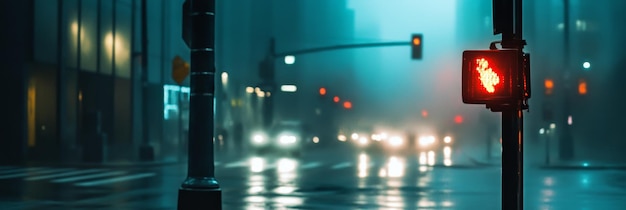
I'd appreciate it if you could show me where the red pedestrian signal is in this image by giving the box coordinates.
[462,49,520,104]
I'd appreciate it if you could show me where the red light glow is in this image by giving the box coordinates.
[319,87,327,96]
[454,115,463,124]
[333,96,340,103]
[343,101,352,109]
[475,58,500,93]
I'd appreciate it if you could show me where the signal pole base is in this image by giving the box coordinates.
[177,187,222,210]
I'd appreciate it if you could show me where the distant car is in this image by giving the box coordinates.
[249,121,305,157]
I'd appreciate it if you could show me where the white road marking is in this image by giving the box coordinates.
[300,162,322,169]
[51,171,127,183]
[74,173,156,187]
[224,160,247,168]
[0,167,47,175]
[26,169,108,181]
[331,162,353,169]
[0,168,73,179]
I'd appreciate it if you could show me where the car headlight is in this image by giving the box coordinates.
[443,136,452,144]
[389,136,403,147]
[279,135,297,145]
[358,137,369,145]
[419,136,435,147]
[251,133,267,144]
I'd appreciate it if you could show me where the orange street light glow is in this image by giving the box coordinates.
[475,58,500,93]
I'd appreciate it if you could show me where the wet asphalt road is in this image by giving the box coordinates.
[1,142,626,209]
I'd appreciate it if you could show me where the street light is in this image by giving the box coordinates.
[284,55,295,65]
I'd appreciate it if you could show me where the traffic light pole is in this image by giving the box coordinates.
[491,0,526,209]
[177,0,221,209]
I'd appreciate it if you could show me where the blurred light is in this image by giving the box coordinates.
[333,96,340,103]
[419,152,427,165]
[351,133,359,140]
[454,115,463,124]
[443,136,452,144]
[358,137,368,145]
[246,86,254,93]
[266,92,271,97]
[412,36,421,45]
[337,134,347,142]
[358,153,368,178]
[279,135,296,145]
[255,87,261,93]
[378,168,387,177]
[221,72,228,85]
[421,110,428,118]
[280,84,297,92]
[389,136,403,147]
[427,151,435,166]
[319,87,327,96]
[578,80,587,95]
[371,134,381,141]
[274,186,295,194]
[582,162,589,167]
[539,128,545,135]
[380,132,388,140]
[343,101,352,109]
[567,115,573,125]
[582,61,591,69]
[550,123,556,129]
[284,55,295,65]
[256,91,265,98]
[278,158,297,173]
[419,136,435,147]
[252,134,265,144]
[312,136,319,144]
[250,157,265,173]
[545,79,554,95]
[443,146,452,166]
[387,156,404,177]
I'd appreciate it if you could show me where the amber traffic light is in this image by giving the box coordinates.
[544,79,554,95]
[411,34,423,60]
[462,49,520,104]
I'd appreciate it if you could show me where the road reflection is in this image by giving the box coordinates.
[245,156,303,209]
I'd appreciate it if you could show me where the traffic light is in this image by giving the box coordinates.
[462,49,521,104]
[578,79,587,95]
[411,34,423,60]
[544,79,554,95]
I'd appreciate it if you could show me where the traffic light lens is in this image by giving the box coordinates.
[462,50,519,104]
[475,58,501,93]
[412,37,421,45]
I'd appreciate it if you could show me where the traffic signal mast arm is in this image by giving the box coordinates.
[272,41,411,58]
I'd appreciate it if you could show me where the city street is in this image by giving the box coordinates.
[2,142,626,209]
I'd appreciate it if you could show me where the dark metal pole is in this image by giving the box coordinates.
[56,0,68,162]
[139,0,154,161]
[559,0,574,161]
[177,0,221,209]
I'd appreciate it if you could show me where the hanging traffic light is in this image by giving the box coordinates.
[544,79,554,95]
[578,79,587,95]
[462,49,521,104]
[411,34,423,60]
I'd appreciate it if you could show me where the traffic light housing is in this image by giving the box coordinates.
[462,49,521,104]
[411,34,423,60]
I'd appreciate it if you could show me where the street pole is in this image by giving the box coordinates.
[177,0,221,209]
[494,0,526,209]
[559,0,574,161]
[139,0,154,161]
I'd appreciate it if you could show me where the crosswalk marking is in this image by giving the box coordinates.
[74,173,156,187]
[225,160,247,168]
[51,171,127,183]
[0,168,73,179]
[0,167,48,175]
[331,162,353,169]
[25,169,108,181]
[300,162,322,169]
